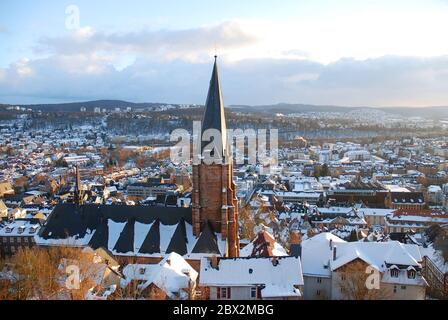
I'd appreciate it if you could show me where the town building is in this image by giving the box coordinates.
[301,233,428,300]
[0,218,41,257]
[385,209,448,233]
[199,256,304,300]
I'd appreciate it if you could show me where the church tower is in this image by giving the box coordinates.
[192,56,239,257]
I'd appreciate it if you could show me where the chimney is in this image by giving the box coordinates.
[333,246,337,261]
[210,255,218,269]
[181,268,191,277]
[290,230,302,245]
[329,239,333,250]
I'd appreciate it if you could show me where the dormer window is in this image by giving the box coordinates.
[407,269,416,279]
[18,226,25,234]
[139,267,146,275]
[390,268,399,278]
[5,227,13,234]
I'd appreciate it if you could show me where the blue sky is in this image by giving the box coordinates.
[1,0,448,106]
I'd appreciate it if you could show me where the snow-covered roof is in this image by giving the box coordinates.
[383,185,410,193]
[277,191,321,198]
[36,219,227,260]
[0,219,40,236]
[330,241,422,272]
[421,245,448,274]
[35,204,227,259]
[358,208,394,217]
[387,214,448,224]
[301,232,346,277]
[199,256,303,298]
[317,207,354,215]
[239,230,288,257]
[428,185,442,193]
[121,252,198,299]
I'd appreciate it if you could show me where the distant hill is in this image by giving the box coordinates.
[229,103,448,119]
[8,100,178,112]
[2,100,448,119]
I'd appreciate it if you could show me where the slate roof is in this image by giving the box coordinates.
[200,56,228,158]
[37,203,225,258]
[138,218,161,254]
[166,218,188,256]
[113,218,135,253]
[192,221,221,254]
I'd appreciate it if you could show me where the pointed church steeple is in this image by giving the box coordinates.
[192,56,239,258]
[201,56,227,158]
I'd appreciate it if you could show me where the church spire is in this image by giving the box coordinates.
[201,56,227,159]
[74,165,84,206]
[192,56,239,257]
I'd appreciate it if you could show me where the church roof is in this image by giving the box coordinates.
[36,203,226,259]
[201,56,228,159]
[192,221,221,254]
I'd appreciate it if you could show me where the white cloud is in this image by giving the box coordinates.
[36,21,260,63]
[2,54,448,106]
[2,15,448,106]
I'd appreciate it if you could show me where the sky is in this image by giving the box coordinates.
[1,0,448,106]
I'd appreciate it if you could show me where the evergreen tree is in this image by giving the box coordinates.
[321,163,329,176]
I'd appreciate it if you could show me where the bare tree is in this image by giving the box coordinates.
[335,260,392,300]
[0,246,99,300]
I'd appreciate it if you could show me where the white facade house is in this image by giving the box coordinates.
[427,185,444,206]
[200,256,304,300]
[301,233,345,300]
[121,252,198,300]
[330,241,427,300]
[301,232,428,300]
[357,208,394,226]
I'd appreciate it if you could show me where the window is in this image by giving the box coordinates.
[2,238,6,243]
[316,290,321,296]
[393,285,397,293]
[220,287,231,299]
[17,237,21,244]
[390,268,399,278]
[401,286,407,290]
[317,278,322,284]
[250,287,257,298]
[341,274,346,281]
[407,270,416,279]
